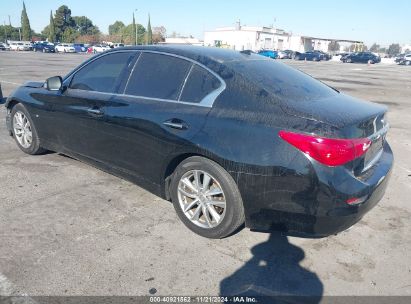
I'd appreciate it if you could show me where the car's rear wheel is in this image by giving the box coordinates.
[11,104,46,155]
[405,61,411,66]
[170,156,245,238]
[368,59,374,64]
[347,58,352,63]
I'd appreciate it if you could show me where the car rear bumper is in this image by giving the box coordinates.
[237,142,393,237]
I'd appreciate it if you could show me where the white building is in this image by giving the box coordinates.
[163,37,203,46]
[204,22,363,53]
[204,22,291,51]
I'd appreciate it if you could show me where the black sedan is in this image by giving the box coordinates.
[294,51,323,61]
[33,42,55,53]
[341,52,381,64]
[4,46,393,238]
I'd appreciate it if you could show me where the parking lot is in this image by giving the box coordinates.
[0,51,410,298]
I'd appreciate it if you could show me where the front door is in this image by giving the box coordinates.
[48,51,139,158]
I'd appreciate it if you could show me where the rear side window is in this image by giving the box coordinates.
[70,52,136,93]
[125,53,191,100]
[180,65,221,103]
[229,60,337,102]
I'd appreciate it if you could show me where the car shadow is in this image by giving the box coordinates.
[220,233,323,304]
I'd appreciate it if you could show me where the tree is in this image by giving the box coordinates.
[48,10,56,42]
[0,25,21,41]
[54,5,74,41]
[152,26,166,43]
[72,16,100,36]
[21,1,32,40]
[146,14,152,44]
[120,23,146,45]
[328,41,340,52]
[369,43,380,52]
[108,21,125,35]
[61,27,78,43]
[387,43,400,56]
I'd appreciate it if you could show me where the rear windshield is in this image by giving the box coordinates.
[228,59,337,102]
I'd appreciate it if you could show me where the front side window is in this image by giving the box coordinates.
[70,52,136,93]
[125,52,191,100]
[180,65,221,103]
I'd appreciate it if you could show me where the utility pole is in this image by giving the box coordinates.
[135,9,138,45]
[8,15,11,26]
[18,28,21,41]
[3,21,7,43]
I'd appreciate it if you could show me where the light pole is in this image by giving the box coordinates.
[3,21,7,43]
[138,8,141,45]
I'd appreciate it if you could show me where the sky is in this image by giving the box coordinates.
[1,0,410,47]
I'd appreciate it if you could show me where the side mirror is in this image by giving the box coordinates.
[46,76,63,91]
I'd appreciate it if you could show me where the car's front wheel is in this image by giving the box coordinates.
[170,156,245,238]
[11,104,46,155]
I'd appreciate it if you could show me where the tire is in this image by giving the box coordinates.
[347,58,352,63]
[11,104,46,155]
[170,156,245,239]
[313,57,318,62]
[406,61,411,66]
[368,60,374,64]
[295,56,300,60]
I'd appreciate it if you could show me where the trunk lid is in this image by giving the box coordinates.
[280,93,388,174]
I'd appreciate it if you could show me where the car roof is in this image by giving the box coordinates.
[108,45,264,65]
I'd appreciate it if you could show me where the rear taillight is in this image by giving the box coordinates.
[279,130,371,167]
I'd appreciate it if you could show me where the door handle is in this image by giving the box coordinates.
[87,107,104,116]
[163,119,188,130]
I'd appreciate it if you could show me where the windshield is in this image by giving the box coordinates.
[228,59,338,102]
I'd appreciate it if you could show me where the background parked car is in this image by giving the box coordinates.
[112,43,125,48]
[341,52,381,64]
[398,53,411,65]
[33,42,55,53]
[313,50,331,60]
[9,42,29,51]
[55,43,76,53]
[395,53,405,63]
[73,43,87,52]
[92,44,111,53]
[0,43,10,51]
[277,50,293,59]
[294,51,323,61]
[257,49,278,59]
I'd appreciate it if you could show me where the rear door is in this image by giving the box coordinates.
[100,52,224,184]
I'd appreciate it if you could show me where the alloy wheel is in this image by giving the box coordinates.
[177,170,226,229]
[13,111,33,148]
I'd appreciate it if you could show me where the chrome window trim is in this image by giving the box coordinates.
[67,88,213,108]
[65,49,227,108]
